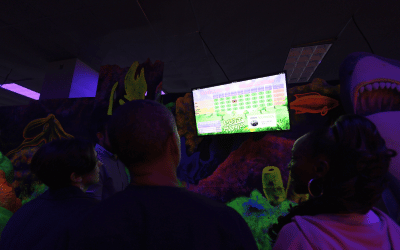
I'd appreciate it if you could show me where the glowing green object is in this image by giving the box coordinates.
[0,206,13,240]
[226,189,297,250]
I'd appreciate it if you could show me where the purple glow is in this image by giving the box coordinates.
[145,91,166,96]
[69,59,99,98]
[1,83,40,100]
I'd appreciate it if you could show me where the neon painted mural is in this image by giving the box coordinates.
[1,53,398,249]
[289,92,339,116]
[6,114,74,158]
[108,61,148,115]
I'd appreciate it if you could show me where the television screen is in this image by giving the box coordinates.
[191,71,290,136]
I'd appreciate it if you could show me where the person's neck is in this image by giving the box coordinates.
[130,171,180,187]
[70,182,88,192]
[330,210,380,224]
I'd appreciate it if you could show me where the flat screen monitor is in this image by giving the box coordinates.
[191,71,291,137]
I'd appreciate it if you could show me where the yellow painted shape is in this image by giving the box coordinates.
[124,61,147,101]
[262,166,286,206]
[107,82,119,115]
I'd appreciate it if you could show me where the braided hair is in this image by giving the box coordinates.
[267,114,397,244]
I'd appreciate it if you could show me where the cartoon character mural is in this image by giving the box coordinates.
[339,52,400,224]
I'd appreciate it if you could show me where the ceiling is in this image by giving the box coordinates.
[1,0,400,106]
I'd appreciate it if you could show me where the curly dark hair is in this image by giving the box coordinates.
[267,114,397,244]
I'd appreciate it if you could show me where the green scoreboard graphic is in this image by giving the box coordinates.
[192,73,290,136]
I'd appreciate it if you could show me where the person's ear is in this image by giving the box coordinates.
[169,132,180,162]
[315,160,330,177]
[70,173,83,183]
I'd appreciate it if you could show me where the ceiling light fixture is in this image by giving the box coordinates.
[1,83,40,100]
[284,43,332,84]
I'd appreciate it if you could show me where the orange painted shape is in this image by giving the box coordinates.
[289,92,339,116]
[293,92,322,99]
[0,170,22,213]
[321,106,328,116]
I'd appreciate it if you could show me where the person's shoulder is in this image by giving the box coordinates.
[373,207,400,229]
[51,192,100,213]
[181,188,228,207]
[279,221,301,235]
[94,186,230,215]
[181,190,246,220]
[14,196,44,212]
[179,190,247,223]
[75,196,100,206]
[273,222,311,249]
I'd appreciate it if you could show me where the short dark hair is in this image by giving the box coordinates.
[107,100,176,168]
[268,114,397,243]
[30,138,97,190]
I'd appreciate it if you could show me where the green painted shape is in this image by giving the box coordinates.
[0,151,14,185]
[226,189,298,250]
[0,206,13,240]
[125,167,131,183]
[21,183,49,206]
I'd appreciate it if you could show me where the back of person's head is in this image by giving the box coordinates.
[90,106,111,144]
[107,99,178,169]
[30,138,97,190]
[268,114,397,243]
[95,115,110,137]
